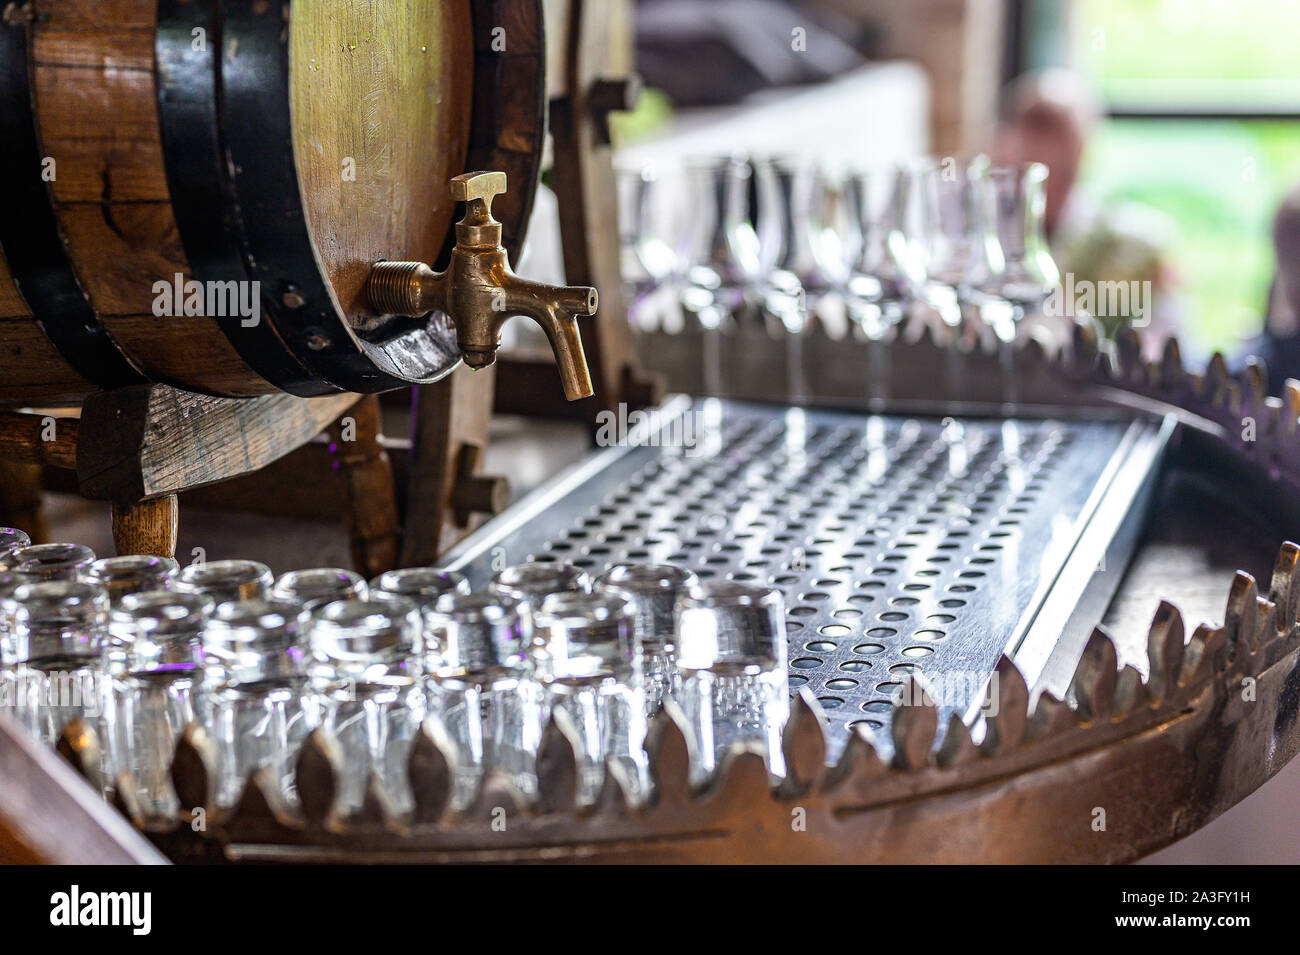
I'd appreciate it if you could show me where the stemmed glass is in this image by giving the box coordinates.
[976,162,1061,341]
[916,156,1005,335]
[615,163,680,331]
[842,164,927,406]
[676,155,760,393]
[843,164,925,339]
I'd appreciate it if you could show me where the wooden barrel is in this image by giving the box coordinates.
[0,0,544,405]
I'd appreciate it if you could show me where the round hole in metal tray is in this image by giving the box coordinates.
[839,660,871,672]
[861,700,892,713]
[791,657,823,669]
[901,646,935,657]
[911,629,947,641]
[826,678,858,690]
[849,719,883,731]
[818,697,845,709]
[789,675,808,687]
[806,640,837,652]
[853,642,887,654]
[817,625,852,637]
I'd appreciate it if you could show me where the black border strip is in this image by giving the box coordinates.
[218,0,418,393]
[155,0,339,397]
[0,14,145,390]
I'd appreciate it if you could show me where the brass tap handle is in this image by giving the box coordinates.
[365,171,597,401]
[449,170,506,206]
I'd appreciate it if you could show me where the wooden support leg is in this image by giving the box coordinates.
[0,461,47,542]
[110,495,178,558]
[402,365,506,567]
[327,396,400,579]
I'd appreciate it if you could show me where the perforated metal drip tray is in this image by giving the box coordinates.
[445,397,1171,761]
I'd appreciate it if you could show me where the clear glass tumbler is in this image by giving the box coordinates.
[535,591,648,805]
[426,591,542,806]
[0,527,31,559]
[203,598,315,808]
[594,562,698,717]
[370,566,470,667]
[0,542,96,580]
[675,581,790,785]
[176,559,274,606]
[7,580,113,789]
[309,595,424,816]
[88,556,181,672]
[109,590,212,822]
[272,567,368,611]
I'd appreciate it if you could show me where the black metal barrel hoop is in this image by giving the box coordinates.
[215,0,462,393]
[0,13,146,390]
[155,0,339,397]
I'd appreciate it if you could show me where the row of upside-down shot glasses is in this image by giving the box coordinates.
[0,527,790,823]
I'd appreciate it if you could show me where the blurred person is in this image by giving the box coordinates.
[992,69,1182,349]
[1237,184,1300,393]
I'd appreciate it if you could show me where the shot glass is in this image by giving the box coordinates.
[7,581,113,789]
[489,561,591,607]
[88,556,181,673]
[535,591,649,805]
[0,542,96,581]
[176,559,274,606]
[675,581,790,784]
[109,591,213,821]
[0,527,31,559]
[370,567,470,666]
[309,595,424,816]
[203,598,315,808]
[425,591,542,806]
[595,563,698,716]
[272,567,368,611]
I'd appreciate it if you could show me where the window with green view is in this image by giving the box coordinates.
[1069,0,1300,353]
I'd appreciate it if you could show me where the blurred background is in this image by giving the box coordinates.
[604,0,1300,863]
[611,0,1300,368]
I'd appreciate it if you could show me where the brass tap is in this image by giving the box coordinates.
[366,171,598,400]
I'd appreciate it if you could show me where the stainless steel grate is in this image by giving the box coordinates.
[447,398,1145,760]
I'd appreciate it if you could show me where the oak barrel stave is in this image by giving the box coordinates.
[0,0,545,405]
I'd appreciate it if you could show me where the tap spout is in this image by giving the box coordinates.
[365,171,599,401]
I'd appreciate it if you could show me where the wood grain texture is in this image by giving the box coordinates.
[0,250,31,318]
[326,395,400,577]
[0,409,79,468]
[0,460,47,543]
[401,364,498,565]
[547,0,637,409]
[495,0,650,420]
[76,385,360,501]
[0,711,168,864]
[290,0,473,329]
[0,319,95,406]
[24,0,269,397]
[111,493,179,557]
